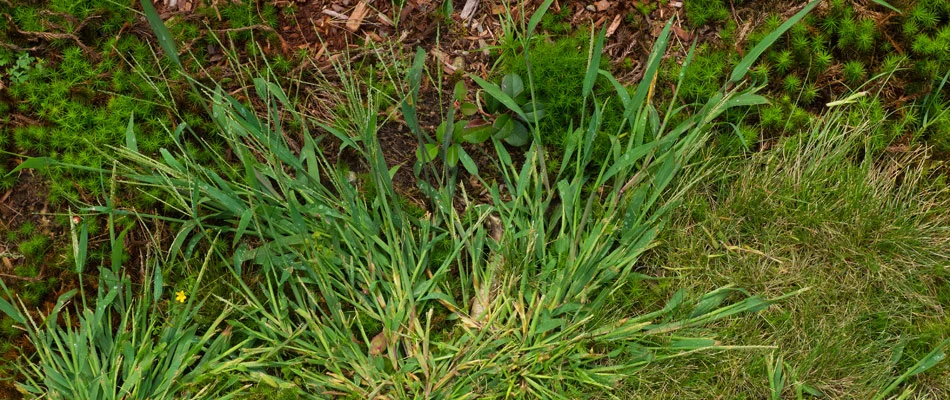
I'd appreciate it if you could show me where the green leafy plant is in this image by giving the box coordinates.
[475,72,546,146]
[415,80,484,172]
[415,73,546,172]
[0,52,43,85]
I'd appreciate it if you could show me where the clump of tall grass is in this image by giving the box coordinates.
[0,207,248,399]
[0,0,820,397]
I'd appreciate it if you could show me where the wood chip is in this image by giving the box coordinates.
[606,14,622,37]
[346,1,369,32]
[461,0,479,21]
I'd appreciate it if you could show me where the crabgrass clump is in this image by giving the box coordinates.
[48,3,815,397]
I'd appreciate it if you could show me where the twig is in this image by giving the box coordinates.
[213,24,290,53]
[0,272,43,282]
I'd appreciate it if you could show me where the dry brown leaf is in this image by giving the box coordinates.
[369,331,387,356]
[461,0,479,21]
[672,25,692,41]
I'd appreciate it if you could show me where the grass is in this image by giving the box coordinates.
[628,105,950,398]
[1,0,949,398]
[0,0,819,397]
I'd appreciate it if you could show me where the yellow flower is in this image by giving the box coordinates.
[175,290,187,303]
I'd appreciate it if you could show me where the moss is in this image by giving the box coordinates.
[684,0,730,27]
[501,30,615,149]
[18,234,50,258]
[677,46,734,102]
[0,316,19,338]
[539,5,572,34]
[843,60,866,85]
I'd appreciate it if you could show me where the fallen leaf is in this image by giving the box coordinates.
[672,25,692,41]
[369,332,386,356]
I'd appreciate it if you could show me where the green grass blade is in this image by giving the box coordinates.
[70,211,89,274]
[627,19,673,123]
[402,48,427,138]
[526,0,555,37]
[870,0,900,13]
[583,26,607,100]
[152,264,164,303]
[470,74,527,121]
[6,156,57,176]
[730,0,818,82]
[875,338,950,399]
[125,113,137,152]
[0,294,24,325]
[139,0,182,69]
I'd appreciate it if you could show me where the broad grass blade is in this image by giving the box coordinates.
[125,113,137,152]
[871,0,900,13]
[139,0,182,69]
[875,338,950,399]
[730,0,818,82]
[0,294,24,325]
[153,265,164,303]
[7,157,57,176]
[583,26,607,100]
[527,0,555,36]
[628,19,673,122]
[70,211,89,274]
[402,47,427,137]
[471,75,527,121]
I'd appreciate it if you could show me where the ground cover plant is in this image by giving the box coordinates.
[672,0,950,155]
[627,101,950,398]
[0,0,948,398]
[1,0,833,397]
[0,2,301,391]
